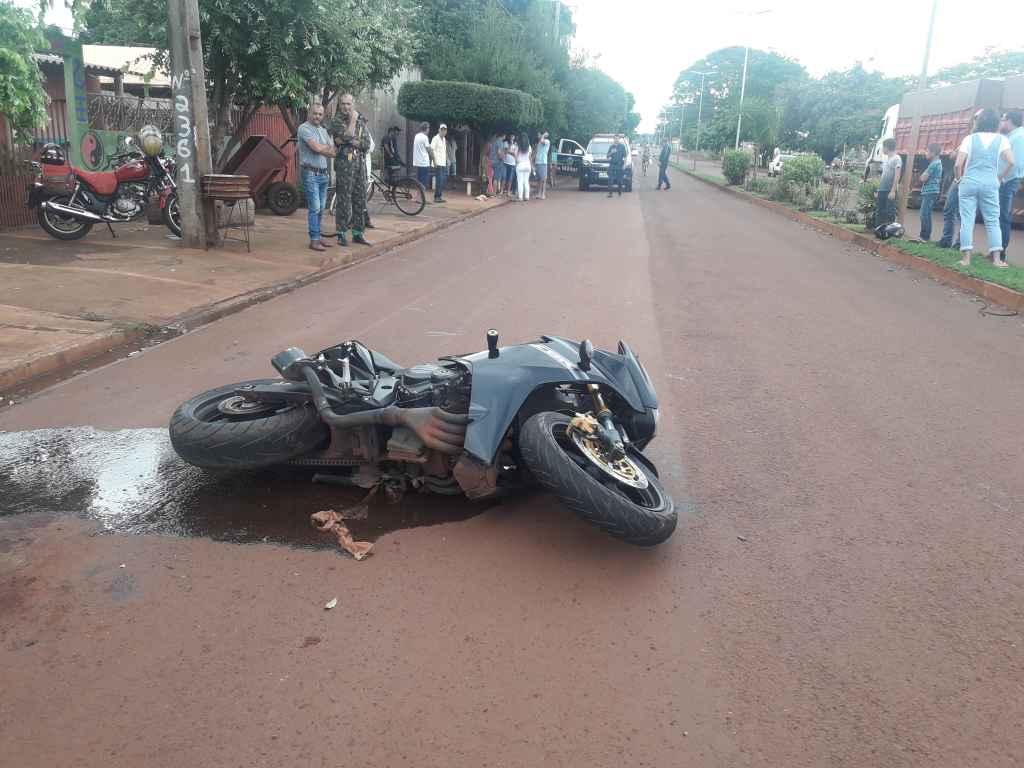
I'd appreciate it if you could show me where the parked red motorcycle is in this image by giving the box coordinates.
[28,138,180,241]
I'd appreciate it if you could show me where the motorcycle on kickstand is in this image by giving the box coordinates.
[169,332,677,546]
[28,131,180,242]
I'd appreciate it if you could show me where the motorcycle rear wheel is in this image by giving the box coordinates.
[38,195,92,240]
[169,380,328,469]
[518,411,677,546]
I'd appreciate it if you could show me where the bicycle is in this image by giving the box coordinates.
[327,166,426,217]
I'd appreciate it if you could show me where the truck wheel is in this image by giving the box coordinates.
[518,411,677,546]
[266,182,300,216]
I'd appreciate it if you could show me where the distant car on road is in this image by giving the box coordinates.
[767,148,798,177]
[578,134,634,192]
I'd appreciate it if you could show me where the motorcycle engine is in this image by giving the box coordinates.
[112,183,148,219]
[396,364,463,409]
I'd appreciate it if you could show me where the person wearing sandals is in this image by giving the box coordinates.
[955,108,1016,268]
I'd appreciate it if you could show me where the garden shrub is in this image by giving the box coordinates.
[398,80,543,133]
[746,176,773,196]
[781,155,825,187]
[721,150,750,185]
[858,178,880,225]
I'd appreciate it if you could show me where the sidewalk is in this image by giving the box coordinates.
[0,193,503,392]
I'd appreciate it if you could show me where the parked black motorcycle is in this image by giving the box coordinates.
[27,139,180,241]
[169,332,676,545]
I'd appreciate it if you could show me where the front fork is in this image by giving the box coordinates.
[580,383,626,459]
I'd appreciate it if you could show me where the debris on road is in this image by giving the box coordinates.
[736,535,749,543]
[324,597,338,610]
[311,509,373,560]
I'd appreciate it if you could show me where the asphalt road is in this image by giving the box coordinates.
[3,167,1024,767]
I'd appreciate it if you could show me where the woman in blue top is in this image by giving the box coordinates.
[955,109,1015,268]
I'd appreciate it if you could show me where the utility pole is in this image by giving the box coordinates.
[677,102,685,159]
[689,70,709,171]
[735,45,749,150]
[896,0,939,226]
[167,0,217,248]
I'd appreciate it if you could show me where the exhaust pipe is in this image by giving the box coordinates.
[40,200,109,223]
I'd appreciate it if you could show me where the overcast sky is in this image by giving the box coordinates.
[22,0,1024,134]
[570,0,1024,132]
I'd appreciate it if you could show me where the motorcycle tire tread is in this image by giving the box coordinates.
[37,196,93,241]
[518,411,677,546]
[169,381,328,469]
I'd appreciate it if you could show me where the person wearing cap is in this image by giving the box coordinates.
[382,125,404,184]
[430,123,449,202]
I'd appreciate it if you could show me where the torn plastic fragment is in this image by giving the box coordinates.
[311,509,373,560]
[325,597,338,610]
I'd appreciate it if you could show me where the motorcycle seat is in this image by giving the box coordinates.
[72,167,118,196]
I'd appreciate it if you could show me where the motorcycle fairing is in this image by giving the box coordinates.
[456,335,659,464]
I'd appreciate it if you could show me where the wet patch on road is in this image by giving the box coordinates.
[0,428,484,546]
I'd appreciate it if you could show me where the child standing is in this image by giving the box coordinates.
[917,143,943,241]
[876,138,902,229]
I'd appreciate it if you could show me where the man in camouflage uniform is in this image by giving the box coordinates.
[329,93,371,246]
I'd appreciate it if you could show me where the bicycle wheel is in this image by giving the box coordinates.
[391,178,426,216]
[366,177,377,203]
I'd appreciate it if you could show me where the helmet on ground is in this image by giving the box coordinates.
[874,222,904,240]
[139,125,163,157]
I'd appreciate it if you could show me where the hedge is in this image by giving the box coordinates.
[397,80,543,133]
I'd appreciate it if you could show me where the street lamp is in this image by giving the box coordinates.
[681,70,710,170]
[733,9,772,150]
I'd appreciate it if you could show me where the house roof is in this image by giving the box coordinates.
[81,45,169,86]
[32,45,169,85]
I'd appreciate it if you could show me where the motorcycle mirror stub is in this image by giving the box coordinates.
[271,347,310,381]
[487,329,499,359]
[578,339,594,371]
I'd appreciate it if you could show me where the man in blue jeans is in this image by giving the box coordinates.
[998,110,1024,261]
[875,138,901,228]
[296,103,336,252]
[937,180,960,248]
[917,143,942,241]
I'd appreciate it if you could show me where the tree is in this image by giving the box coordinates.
[669,47,806,152]
[80,0,417,164]
[564,66,632,144]
[0,0,48,143]
[779,65,906,161]
[932,49,1024,87]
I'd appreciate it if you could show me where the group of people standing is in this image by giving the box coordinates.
[411,122,459,203]
[484,132,553,201]
[875,107,1023,268]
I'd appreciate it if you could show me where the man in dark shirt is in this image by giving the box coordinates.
[607,136,627,198]
[657,140,672,190]
[382,125,403,184]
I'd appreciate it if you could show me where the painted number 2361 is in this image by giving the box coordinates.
[175,94,194,184]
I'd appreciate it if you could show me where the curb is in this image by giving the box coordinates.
[0,326,147,393]
[166,199,507,331]
[2,199,506,392]
[679,168,1024,312]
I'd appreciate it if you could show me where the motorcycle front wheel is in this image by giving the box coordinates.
[162,193,183,237]
[169,380,329,469]
[518,411,677,546]
[37,195,93,240]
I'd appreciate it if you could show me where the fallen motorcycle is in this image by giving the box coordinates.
[27,135,180,241]
[169,332,676,545]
